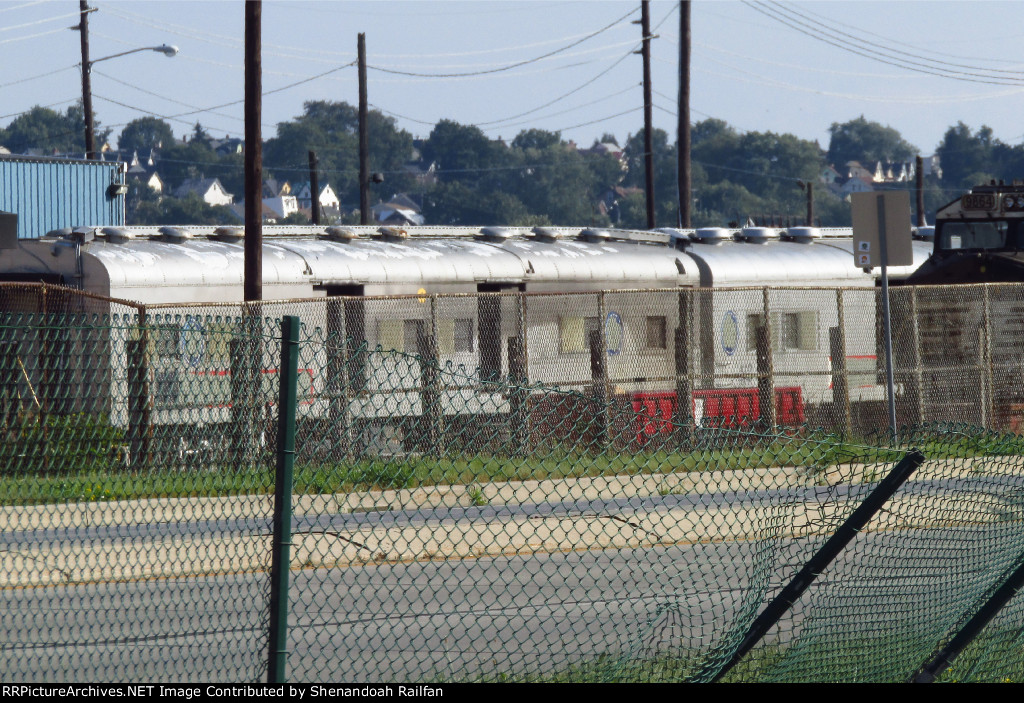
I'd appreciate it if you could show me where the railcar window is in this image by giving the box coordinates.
[645,316,667,349]
[939,220,1009,250]
[745,312,816,352]
[454,318,474,353]
[378,319,403,352]
[404,319,425,355]
[746,314,763,352]
[437,318,475,355]
[155,326,179,360]
[559,316,600,353]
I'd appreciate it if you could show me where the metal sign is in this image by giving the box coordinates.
[605,311,623,356]
[851,191,913,269]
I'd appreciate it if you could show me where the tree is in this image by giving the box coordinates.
[622,128,680,226]
[156,139,219,192]
[0,104,108,155]
[189,123,213,148]
[827,116,917,167]
[118,117,174,153]
[131,193,236,225]
[936,122,1000,190]
[508,128,610,225]
[422,181,531,226]
[421,119,507,183]
[264,101,413,204]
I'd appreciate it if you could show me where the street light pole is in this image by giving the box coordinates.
[75,2,178,160]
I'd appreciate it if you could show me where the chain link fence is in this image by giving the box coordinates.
[2,282,1024,682]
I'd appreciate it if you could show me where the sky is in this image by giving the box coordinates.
[2,0,1024,158]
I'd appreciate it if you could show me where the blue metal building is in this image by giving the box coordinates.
[0,154,126,239]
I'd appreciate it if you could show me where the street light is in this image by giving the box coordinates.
[75,3,178,159]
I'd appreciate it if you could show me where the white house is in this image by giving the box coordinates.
[174,178,233,206]
[262,194,299,220]
[293,182,340,213]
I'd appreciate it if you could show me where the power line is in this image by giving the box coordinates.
[0,98,79,121]
[0,8,80,32]
[782,1,1024,70]
[482,83,641,132]
[366,6,638,78]
[474,49,638,127]
[0,64,78,89]
[747,1,1024,86]
[769,1,1024,77]
[549,106,644,134]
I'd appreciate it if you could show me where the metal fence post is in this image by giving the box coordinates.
[268,315,299,684]
[674,289,694,439]
[835,289,852,436]
[759,289,776,430]
[126,307,150,470]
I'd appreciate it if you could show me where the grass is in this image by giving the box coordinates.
[4,415,1024,505]
[0,436,887,506]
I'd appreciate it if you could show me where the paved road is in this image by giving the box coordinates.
[4,525,1012,683]
[0,540,771,683]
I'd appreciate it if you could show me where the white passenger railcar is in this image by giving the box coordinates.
[0,224,932,436]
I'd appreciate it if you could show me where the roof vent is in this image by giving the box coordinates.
[101,227,136,244]
[158,226,193,243]
[70,227,95,244]
[476,226,514,243]
[376,226,409,242]
[213,226,244,243]
[529,226,562,242]
[786,226,821,243]
[44,227,74,240]
[578,228,611,243]
[914,225,935,242]
[653,227,692,249]
[741,227,779,244]
[693,227,732,244]
[325,226,359,242]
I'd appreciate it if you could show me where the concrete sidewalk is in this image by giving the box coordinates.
[0,457,1005,588]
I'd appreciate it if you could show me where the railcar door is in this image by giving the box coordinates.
[477,283,523,383]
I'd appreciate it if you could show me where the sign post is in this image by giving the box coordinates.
[851,191,913,442]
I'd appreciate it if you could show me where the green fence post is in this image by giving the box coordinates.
[267,315,300,684]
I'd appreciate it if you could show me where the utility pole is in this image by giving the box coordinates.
[799,180,814,225]
[637,1,656,229]
[308,151,320,225]
[916,155,925,226]
[244,0,262,302]
[358,33,370,226]
[78,1,95,159]
[678,1,691,228]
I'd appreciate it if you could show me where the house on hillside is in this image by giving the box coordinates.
[127,164,164,194]
[844,161,874,181]
[211,137,244,156]
[174,177,233,206]
[873,161,911,183]
[262,179,291,199]
[838,175,875,198]
[293,181,340,214]
[371,193,424,225]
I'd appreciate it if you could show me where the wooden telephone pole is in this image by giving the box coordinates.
[637,1,656,229]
